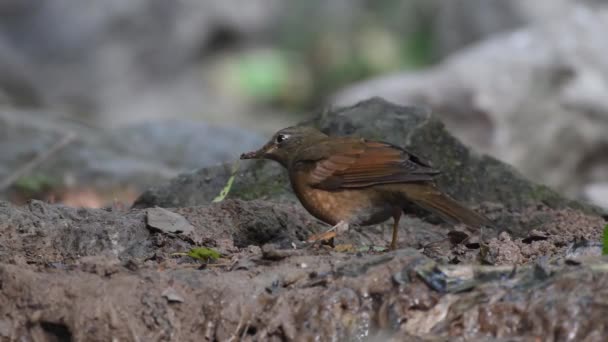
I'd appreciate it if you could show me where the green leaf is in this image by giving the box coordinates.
[212,160,240,203]
[603,224,608,256]
[177,247,221,261]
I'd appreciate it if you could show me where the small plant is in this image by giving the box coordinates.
[186,247,221,261]
[212,160,240,203]
[172,247,221,262]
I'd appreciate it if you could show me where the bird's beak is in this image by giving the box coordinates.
[240,143,276,160]
[240,150,261,159]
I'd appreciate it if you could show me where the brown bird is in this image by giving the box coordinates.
[240,126,492,250]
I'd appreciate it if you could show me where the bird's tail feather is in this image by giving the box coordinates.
[403,184,493,229]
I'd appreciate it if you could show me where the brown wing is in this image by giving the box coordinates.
[303,138,440,190]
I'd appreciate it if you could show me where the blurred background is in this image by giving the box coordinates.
[0,0,607,209]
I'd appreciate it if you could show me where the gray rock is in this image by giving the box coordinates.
[433,0,526,57]
[0,0,281,112]
[0,33,40,106]
[0,0,598,126]
[333,6,608,207]
[161,287,185,303]
[433,0,608,57]
[146,207,194,235]
[0,110,264,193]
[584,183,608,210]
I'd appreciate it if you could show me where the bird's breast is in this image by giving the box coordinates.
[289,175,394,226]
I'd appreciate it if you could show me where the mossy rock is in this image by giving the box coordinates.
[133,97,603,220]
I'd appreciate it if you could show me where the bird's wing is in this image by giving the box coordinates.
[299,138,440,190]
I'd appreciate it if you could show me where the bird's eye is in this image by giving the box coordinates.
[275,134,289,144]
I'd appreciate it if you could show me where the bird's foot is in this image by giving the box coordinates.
[307,221,349,244]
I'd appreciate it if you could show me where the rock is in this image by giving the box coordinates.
[0,33,41,106]
[333,6,608,204]
[133,159,293,209]
[134,98,605,236]
[161,287,184,303]
[432,0,607,57]
[0,110,264,198]
[2,0,585,131]
[565,240,603,262]
[0,0,281,115]
[146,207,194,235]
[433,0,526,57]
[584,182,608,210]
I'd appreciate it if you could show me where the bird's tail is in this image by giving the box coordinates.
[401,183,493,229]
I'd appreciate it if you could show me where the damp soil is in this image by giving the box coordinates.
[1,199,607,341]
[2,98,608,341]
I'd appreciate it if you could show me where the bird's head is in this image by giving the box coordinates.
[240,126,328,167]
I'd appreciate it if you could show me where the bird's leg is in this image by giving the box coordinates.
[390,209,402,250]
[307,220,349,244]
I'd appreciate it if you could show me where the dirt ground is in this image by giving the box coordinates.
[2,99,607,341]
[1,198,607,341]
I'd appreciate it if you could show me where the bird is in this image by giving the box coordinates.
[240,126,493,250]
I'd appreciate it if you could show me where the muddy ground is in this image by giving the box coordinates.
[0,199,607,341]
[2,99,608,341]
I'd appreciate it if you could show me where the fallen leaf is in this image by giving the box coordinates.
[334,244,356,253]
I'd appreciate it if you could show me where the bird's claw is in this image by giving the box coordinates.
[306,221,349,247]
[307,230,337,244]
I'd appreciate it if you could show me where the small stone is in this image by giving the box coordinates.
[146,207,194,234]
[0,319,12,337]
[161,287,184,303]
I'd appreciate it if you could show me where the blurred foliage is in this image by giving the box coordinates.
[219,0,437,110]
[218,49,312,109]
[236,51,290,101]
[13,174,58,195]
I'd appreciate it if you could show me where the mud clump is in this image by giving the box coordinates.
[483,206,605,265]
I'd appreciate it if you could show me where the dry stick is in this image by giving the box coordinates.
[0,131,77,192]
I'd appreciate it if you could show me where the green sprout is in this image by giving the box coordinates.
[212,160,240,203]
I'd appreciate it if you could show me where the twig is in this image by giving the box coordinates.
[227,320,242,342]
[240,320,252,340]
[0,131,76,192]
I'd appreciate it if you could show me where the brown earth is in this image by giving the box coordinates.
[2,99,608,341]
[1,198,607,341]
